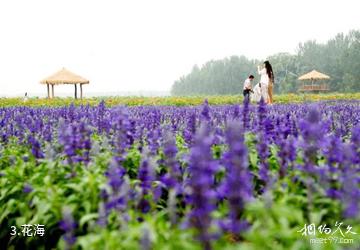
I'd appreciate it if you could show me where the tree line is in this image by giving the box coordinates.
[171,30,360,95]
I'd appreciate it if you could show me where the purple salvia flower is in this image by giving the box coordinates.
[105,158,127,192]
[183,112,197,145]
[326,188,341,199]
[58,120,92,165]
[220,121,252,235]
[213,126,224,146]
[298,107,330,173]
[96,100,108,134]
[43,123,52,142]
[23,183,33,193]
[138,150,155,194]
[58,120,77,165]
[242,96,250,131]
[342,167,360,218]
[277,135,297,178]
[161,130,182,192]
[336,143,360,218]
[350,124,360,164]
[27,135,44,159]
[146,127,161,155]
[111,107,132,159]
[200,99,211,122]
[232,104,240,120]
[322,134,344,173]
[257,97,267,131]
[264,117,275,142]
[77,120,92,164]
[59,208,77,250]
[101,157,130,224]
[137,148,155,214]
[257,131,270,184]
[186,124,218,250]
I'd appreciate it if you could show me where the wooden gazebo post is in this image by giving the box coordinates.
[51,84,55,98]
[47,84,50,98]
[80,83,83,99]
[311,79,314,90]
[74,84,78,99]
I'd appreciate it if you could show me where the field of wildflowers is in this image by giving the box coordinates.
[1,98,360,249]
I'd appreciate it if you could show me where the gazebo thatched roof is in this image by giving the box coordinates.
[298,70,330,81]
[40,68,89,85]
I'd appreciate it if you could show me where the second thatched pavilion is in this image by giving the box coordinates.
[298,70,330,92]
[40,68,89,99]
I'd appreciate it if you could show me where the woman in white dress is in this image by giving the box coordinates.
[251,61,274,103]
[263,61,274,104]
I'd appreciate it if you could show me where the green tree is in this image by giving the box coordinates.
[171,30,360,95]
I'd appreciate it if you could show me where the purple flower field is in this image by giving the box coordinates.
[0,99,360,250]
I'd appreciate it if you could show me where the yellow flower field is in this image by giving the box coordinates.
[0,93,360,107]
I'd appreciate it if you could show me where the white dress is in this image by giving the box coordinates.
[251,83,268,102]
[251,67,269,102]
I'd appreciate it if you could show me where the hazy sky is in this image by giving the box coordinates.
[0,0,358,96]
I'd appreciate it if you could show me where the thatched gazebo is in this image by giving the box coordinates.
[298,70,330,92]
[40,68,89,99]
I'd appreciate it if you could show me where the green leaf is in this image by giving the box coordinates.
[79,213,99,228]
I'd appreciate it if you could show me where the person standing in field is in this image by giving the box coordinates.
[243,75,254,100]
[23,92,28,103]
[257,60,274,104]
